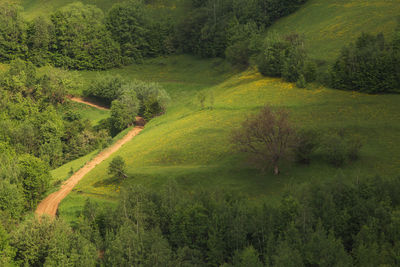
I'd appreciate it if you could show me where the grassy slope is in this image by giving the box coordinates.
[58,55,400,223]
[269,0,400,61]
[24,0,398,222]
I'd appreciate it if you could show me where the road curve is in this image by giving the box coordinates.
[36,97,143,217]
[68,96,110,110]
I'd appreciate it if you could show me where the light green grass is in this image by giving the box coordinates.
[59,55,400,224]
[269,0,400,62]
[20,0,124,19]
[66,101,110,125]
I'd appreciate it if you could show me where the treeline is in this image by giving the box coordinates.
[84,74,170,135]
[176,0,307,59]
[0,0,307,70]
[331,31,400,93]
[2,176,400,266]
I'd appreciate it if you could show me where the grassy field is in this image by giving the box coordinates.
[20,0,180,19]
[22,0,400,223]
[20,0,124,18]
[65,100,110,125]
[269,0,400,62]
[58,55,400,224]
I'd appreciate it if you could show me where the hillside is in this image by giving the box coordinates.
[58,55,400,222]
[1,0,400,265]
[269,0,400,61]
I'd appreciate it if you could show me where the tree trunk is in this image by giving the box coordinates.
[273,165,279,175]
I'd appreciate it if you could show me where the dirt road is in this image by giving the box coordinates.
[68,96,110,110]
[36,98,143,218]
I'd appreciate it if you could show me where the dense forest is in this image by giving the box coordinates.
[0,0,399,266]
[3,176,400,266]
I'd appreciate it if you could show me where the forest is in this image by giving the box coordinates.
[0,0,400,266]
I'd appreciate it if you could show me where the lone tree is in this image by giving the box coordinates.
[233,105,295,175]
[108,156,127,180]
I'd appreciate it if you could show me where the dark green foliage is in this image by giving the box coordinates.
[0,180,24,219]
[330,31,400,93]
[85,76,169,127]
[26,17,53,66]
[50,2,121,70]
[0,223,15,266]
[71,176,400,266]
[120,80,170,121]
[18,154,51,209]
[225,22,260,68]
[0,2,27,62]
[1,59,36,93]
[176,0,308,59]
[321,132,363,167]
[38,67,78,104]
[11,217,97,266]
[233,246,263,267]
[106,0,149,63]
[85,74,125,104]
[108,156,127,180]
[294,130,319,164]
[258,33,309,84]
[296,74,306,88]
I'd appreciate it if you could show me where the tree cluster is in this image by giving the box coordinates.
[257,33,316,87]
[330,30,400,93]
[85,74,170,135]
[176,0,307,62]
[233,106,362,175]
[0,59,112,221]
[6,175,395,266]
[0,0,309,70]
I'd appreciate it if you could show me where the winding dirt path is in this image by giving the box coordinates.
[36,98,143,218]
[68,96,110,110]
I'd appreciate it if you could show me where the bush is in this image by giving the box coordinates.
[123,80,170,120]
[296,74,307,88]
[225,41,251,68]
[257,34,287,77]
[257,33,308,85]
[84,74,125,103]
[330,31,400,93]
[294,130,319,164]
[321,132,362,167]
[347,136,363,161]
[322,134,348,167]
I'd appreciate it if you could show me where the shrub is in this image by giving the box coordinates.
[123,80,170,120]
[330,31,400,93]
[257,34,287,77]
[108,156,127,180]
[296,74,307,88]
[257,33,308,85]
[321,134,348,167]
[294,130,319,164]
[347,137,363,161]
[225,41,251,68]
[84,74,125,103]
[321,132,362,167]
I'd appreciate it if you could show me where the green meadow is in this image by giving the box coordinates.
[57,55,400,223]
[19,0,400,224]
